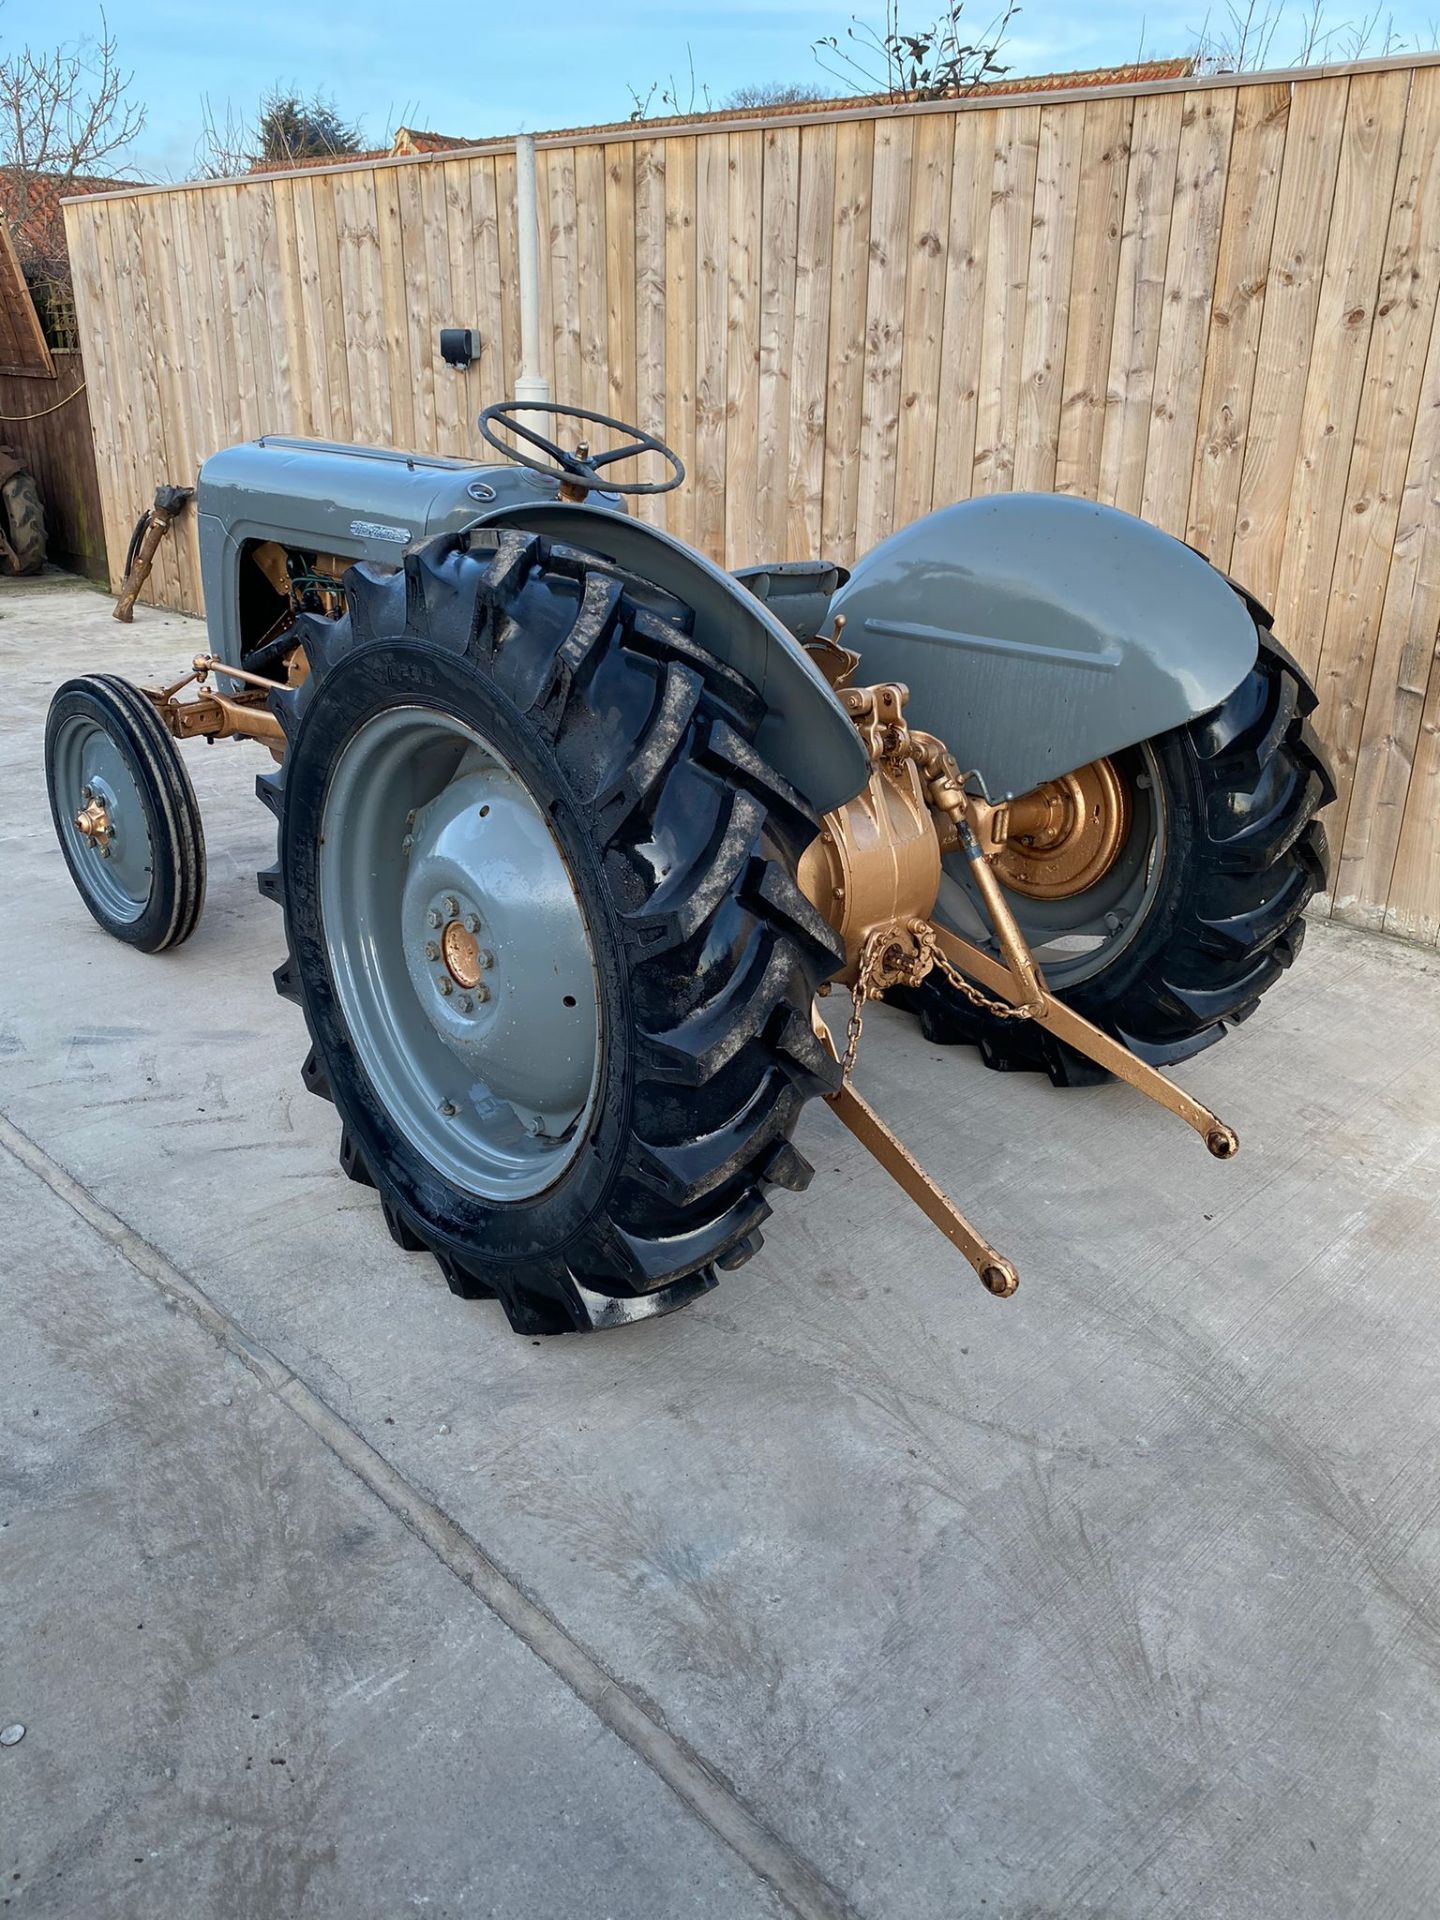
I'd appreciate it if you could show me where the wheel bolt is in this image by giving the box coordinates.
[442,896,459,918]
[475,949,493,972]
[463,913,480,934]
[427,908,442,929]
[423,941,439,961]
[473,983,490,1004]
[437,976,453,997]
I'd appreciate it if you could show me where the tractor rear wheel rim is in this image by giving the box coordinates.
[51,711,155,923]
[318,705,602,1202]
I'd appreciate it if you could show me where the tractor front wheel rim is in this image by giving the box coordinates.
[318,705,602,1202]
[51,711,155,922]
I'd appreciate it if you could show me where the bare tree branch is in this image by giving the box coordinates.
[0,8,145,332]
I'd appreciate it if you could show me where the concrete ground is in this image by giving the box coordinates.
[2,572,1439,1920]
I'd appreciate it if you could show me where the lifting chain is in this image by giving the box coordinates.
[840,918,1035,1081]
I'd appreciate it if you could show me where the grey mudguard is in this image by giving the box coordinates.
[829,493,1258,800]
[476,501,869,817]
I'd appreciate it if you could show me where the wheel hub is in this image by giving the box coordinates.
[74,788,115,855]
[441,917,485,990]
[992,757,1132,901]
[399,764,599,1140]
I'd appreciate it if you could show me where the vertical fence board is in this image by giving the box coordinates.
[1279,70,1410,691]
[1015,102,1085,494]
[1331,68,1440,924]
[1055,96,1133,499]
[855,117,913,553]
[1229,76,1349,609]
[787,123,835,560]
[1098,91,1184,513]
[930,109,994,511]
[663,137,698,551]
[1141,89,1236,533]
[757,127,799,559]
[1186,82,1290,566]
[634,139,668,528]
[973,107,1041,496]
[821,117,873,560]
[724,131,763,567]
[893,113,953,525]
[693,132,729,563]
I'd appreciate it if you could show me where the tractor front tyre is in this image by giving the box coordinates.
[260,529,843,1336]
[46,673,206,952]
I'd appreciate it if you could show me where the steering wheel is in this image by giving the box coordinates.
[478,400,685,497]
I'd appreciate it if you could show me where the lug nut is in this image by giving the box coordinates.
[442,896,459,918]
[423,941,440,961]
[437,976,453,997]
[473,983,490,1004]
[457,995,472,1013]
[427,908,442,929]
[463,913,481,934]
[474,949,493,971]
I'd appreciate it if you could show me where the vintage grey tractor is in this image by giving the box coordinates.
[45,401,1334,1333]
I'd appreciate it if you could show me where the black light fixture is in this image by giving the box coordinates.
[439,327,481,370]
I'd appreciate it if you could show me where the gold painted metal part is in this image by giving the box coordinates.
[142,653,294,750]
[798,661,1238,1303]
[74,795,112,848]
[924,918,1239,1159]
[989,758,1131,900]
[804,613,861,690]
[798,746,940,981]
[441,919,483,990]
[809,998,1021,1296]
[828,1081,1020,1297]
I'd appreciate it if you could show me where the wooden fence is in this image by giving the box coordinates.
[63,54,1440,943]
[0,351,107,581]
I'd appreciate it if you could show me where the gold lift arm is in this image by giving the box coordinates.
[804,643,1239,1301]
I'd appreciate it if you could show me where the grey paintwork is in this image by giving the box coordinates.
[196,437,584,668]
[829,493,1258,800]
[195,439,869,817]
[320,707,601,1195]
[197,441,1258,820]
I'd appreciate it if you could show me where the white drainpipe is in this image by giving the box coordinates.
[513,135,550,405]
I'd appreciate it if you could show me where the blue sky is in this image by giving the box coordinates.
[6,0,1438,182]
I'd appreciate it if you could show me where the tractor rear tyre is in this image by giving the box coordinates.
[900,629,1334,1083]
[2,470,46,575]
[260,528,843,1335]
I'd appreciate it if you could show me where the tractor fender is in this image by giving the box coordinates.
[829,493,1258,800]
[477,501,869,817]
